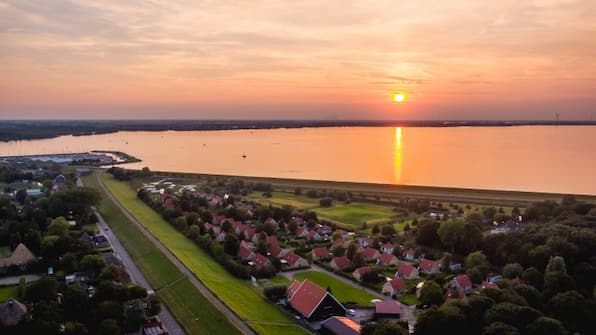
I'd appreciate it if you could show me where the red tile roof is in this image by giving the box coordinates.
[267,235,278,248]
[287,280,328,318]
[237,246,253,260]
[388,278,406,292]
[282,251,302,266]
[375,300,401,315]
[355,266,373,276]
[481,281,499,290]
[312,247,330,259]
[269,245,282,257]
[378,253,397,265]
[397,263,416,277]
[332,256,351,269]
[362,247,380,259]
[455,274,472,288]
[252,253,270,268]
[419,258,440,272]
[287,280,301,297]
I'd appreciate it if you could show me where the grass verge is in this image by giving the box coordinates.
[82,174,241,335]
[100,173,308,335]
[0,285,18,302]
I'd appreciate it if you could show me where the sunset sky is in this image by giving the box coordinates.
[1,0,595,120]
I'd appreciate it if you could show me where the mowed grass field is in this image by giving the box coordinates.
[245,191,398,229]
[82,175,241,335]
[292,271,377,306]
[0,285,18,302]
[101,173,308,335]
[0,246,10,258]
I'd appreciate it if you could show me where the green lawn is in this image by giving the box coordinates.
[244,191,320,209]
[245,191,398,230]
[101,173,308,335]
[313,202,397,229]
[82,174,241,335]
[292,271,377,306]
[268,275,291,286]
[0,246,10,258]
[0,285,19,302]
[397,293,420,306]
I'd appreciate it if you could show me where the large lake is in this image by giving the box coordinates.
[1,126,595,195]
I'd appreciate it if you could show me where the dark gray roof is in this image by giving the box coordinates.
[321,316,361,335]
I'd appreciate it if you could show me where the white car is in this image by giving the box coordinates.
[347,309,356,316]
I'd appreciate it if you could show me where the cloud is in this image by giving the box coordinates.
[0,0,595,119]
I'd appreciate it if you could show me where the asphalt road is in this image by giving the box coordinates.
[94,211,185,335]
[0,274,41,286]
[79,177,184,335]
[93,173,255,335]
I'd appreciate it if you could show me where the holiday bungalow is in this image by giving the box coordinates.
[287,280,346,321]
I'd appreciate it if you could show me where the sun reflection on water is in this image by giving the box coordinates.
[394,127,402,183]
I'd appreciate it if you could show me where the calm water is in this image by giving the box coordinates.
[1,126,595,195]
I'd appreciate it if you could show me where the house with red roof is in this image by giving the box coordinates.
[330,256,352,271]
[305,230,321,241]
[480,281,499,290]
[250,253,271,269]
[377,253,398,266]
[233,222,247,235]
[380,242,395,254]
[243,228,256,241]
[295,227,309,238]
[282,251,308,269]
[374,300,401,319]
[352,266,374,281]
[357,237,374,248]
[382,278,407,297]
[213,215,226,225]
[268,245,286,258]
[312,247,331,261]
[237,246,255,261]
[266,235,278,248]
[396,263,419,279]
[287,280,345,321]
[403,248,415,260]
[453,274,472,294]
[418,258,441,275]
[362,247,380,261]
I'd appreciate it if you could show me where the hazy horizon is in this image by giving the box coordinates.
[1,1,595,120]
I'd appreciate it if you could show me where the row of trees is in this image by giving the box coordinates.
[1,170,161,334]
[413,198,596,335]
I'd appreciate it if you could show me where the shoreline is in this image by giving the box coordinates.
[1,119,595,142]
[109,168,596,206]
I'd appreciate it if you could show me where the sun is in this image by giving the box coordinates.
[392,91,407,103]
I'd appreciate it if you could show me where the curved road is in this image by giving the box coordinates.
[94,173,255,335]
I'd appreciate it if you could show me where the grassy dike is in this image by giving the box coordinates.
[82,174,241,335]
[99,173,308,335]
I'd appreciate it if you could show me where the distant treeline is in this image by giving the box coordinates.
[1,119,595,142]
